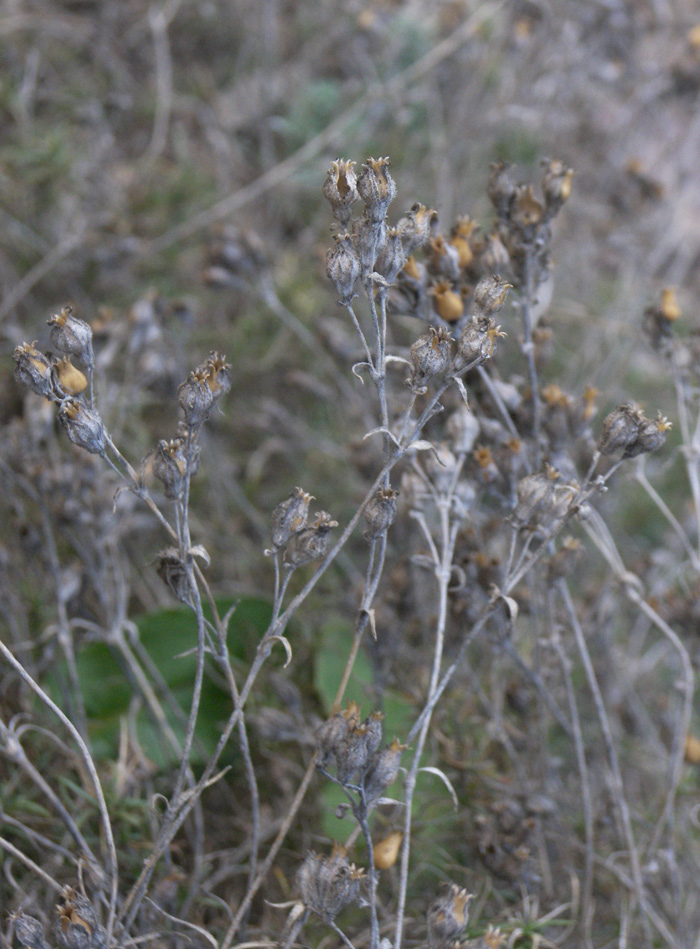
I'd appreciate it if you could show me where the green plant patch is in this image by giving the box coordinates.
[45,596,272,769]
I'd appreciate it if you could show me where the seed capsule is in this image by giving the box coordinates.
[326,233,361,303]
[178,368,214,429]
[283,511,338,568]
[152,438,188,500]
[322,159,359,228]
[427,884,473,949]
[357,156,396,222]
[364,487,399,540]
[58,400,105,455]
[47,306,94,368]
[13,342,56,400]
[408,327,453,393]
[297,845,365,922]
[271,487,314,549]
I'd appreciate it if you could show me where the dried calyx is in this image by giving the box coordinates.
[598,403,671,458]
[316,702,406,805]
[297,844,366,922]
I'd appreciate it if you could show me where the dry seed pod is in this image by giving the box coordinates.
[541,158,573,216]
[353,213,388,280]
[178,368,214,429]
[202,351,232,400]
[472,275,511,316]
[513,471,555,531]
[47,306,94,368]
[364,737,406,803]
[12,914,50,949]
[598,404,670,458]
[397,203,437,256]
[597,404,641,456]
[326,233,361,303]
[510,185,545,235]
[430,235,461,282]
[152,438,188,500]
[283,511,338,568]
[357,156,396,222]
[408,327,453,393]
[375,228,406,284]
[58,400,106,455]
[316,711,349,768]
[454,315,505,371]
[322,159,359,228]
[271,486,314,549]
[297,845,365,922]
[55,887,106,949]
[630,413,672,457]
[364,487,399,540]
[13,342,57,400]
[427,884,473,949]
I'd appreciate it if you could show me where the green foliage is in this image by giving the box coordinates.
[47,597,272,769]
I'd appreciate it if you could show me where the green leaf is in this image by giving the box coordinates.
[45,596,273,769]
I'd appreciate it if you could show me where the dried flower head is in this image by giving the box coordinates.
[326,233,361,303]
[397,203,437,256]
[541,158,573,215]
[13,341,57,400]
[510,185,545,233]
[47,305,94,368]
[364,487,399,540]
[598,404,671,458]
[55,887,106,949]
[357,157,396,222]
[353,213,388,281]
[430,235,461,281]
[512,470,556,531]
[454,314,505,372]
[375,227,407,284]
[283,511,338,568]
[152,438,189,499]
[472,275,511,316]
[178,368,215,429]
[364,737,406,803]
[322,159,359,228]
[271,486,314,549]
[11,913,50,949]
[427,884,473,949]
[58,400,106,455]
[297,845,366,922]
[202,351,232,399]
[408,327,453,393]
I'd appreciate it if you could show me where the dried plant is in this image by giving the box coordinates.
[3,146,700,949]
